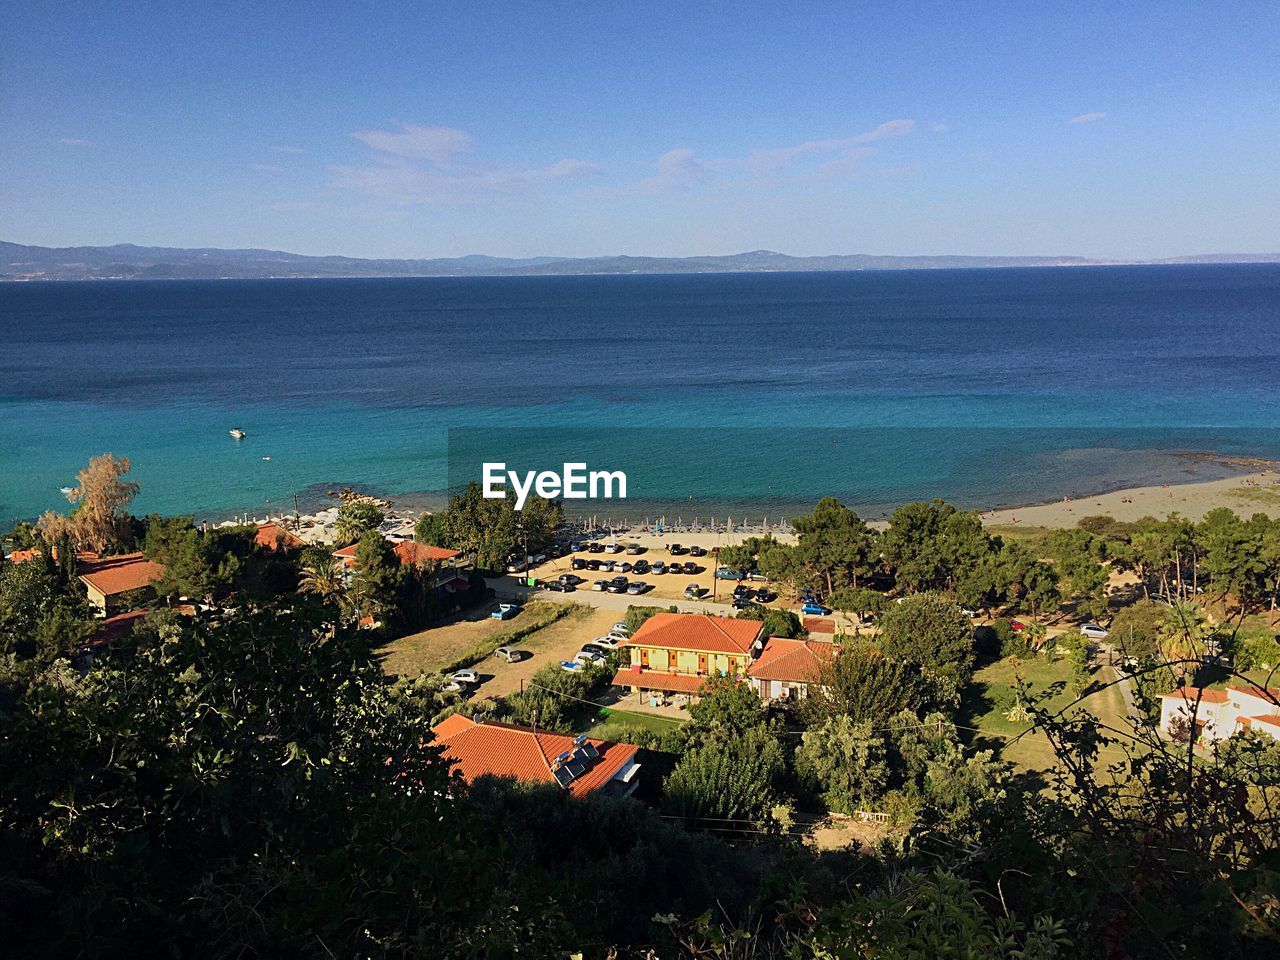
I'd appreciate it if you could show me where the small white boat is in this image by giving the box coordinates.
[229,428,247,439]
[59,486,74,495]
[261,456,271,461]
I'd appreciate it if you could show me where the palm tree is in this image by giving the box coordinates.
[299,552,345,605]
[1158,600,1213,681]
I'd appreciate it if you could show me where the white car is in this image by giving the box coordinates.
[610,622,630,635]
[442,679,467,693]
[591,635,622,650]
[1080,623,1109,640]
[575,649,606,665]
[448,669,480,685]
[960,608,977,618]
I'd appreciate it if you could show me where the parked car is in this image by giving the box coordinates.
[448,669,480,685]
[605,542,624,554]
[684,583,703,599]
[732,584,754,598]
[587,542,604,553]
[1009,619,1026,632]
[571,557,587,570]
[505,559,528,573]
[688,545,706,557]
[802,600,832,615]
[559,659,587,673]
[442,679,467,693]
[495,646,525,664]
[669,543,687,555]
[531,552,547,565]
[569,541,583,552]
[491,603,521,620]
[715,566,746,580]
[544,580,573,592]
[580,643,609,658]
[575,649,606,665]
[682,563,702,575]
[1080,622,1109,640]
[586,559,602,571]
[610,622,630,635]
[753,589,777,603]
[626,581,648,595]
[559,573,585,585]
[592,579,608,591]
[732,596,757,609]
[626,543,643,555]
[651,561,667,574]
[960,607,977,618]
[618,561,633,573]
[591,635,622,650]
[633,559,650,574]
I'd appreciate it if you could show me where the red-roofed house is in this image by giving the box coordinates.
[79,553,165,615]
[613,613,764,696]
[1159,684,1280,742]
[430,715,641,798]
[254,521,306,552]
[747,637,833,703]
[333,537,459,571]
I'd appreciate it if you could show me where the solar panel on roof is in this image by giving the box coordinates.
[553,767,574,787]
[581,742,600,760]
[574,734,587,746]
[565,762,586,778]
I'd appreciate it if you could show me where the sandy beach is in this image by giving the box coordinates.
[981,469,1280,529]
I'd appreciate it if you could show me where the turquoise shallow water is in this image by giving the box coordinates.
[3,266,1279,525]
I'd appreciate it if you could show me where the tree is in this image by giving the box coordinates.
[688,674,765,735]
[663,724,784,823]
[334,498,385,547]
[349,531,401,624]
[1043,528,1110,620]
[735,604,805,639]
[298,546,345,605]
[794,715,890,814]
[1108,599,1167,659]
[881,500,993,595]
[413,511,453,548]
[36,453,139,553]
[877,592,976,689]
[803,641,942,726]
[791,498,877,597]
[829,585,885,632]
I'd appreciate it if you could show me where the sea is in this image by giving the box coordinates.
[3,265,1280,528]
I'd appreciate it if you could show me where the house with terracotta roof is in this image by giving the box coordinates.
[747,637,833,703]
[333,536,460,571]
[430,714,641,798]
[612,612,765,698]
[254,521,306,552]
[78,553,165,615]
[1159,684,1280,742]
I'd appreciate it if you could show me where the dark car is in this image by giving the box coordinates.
[559,573,585,585]
[733,584,754,598]
[633,559,650,574]
[682,563,701,575]
[544,580,573,593]
[586,559,602,571]
[752,589,777,603]
[571,557,587,570]
[732,596,757,609]
[587,542,605,553]
[688,545,706,557]
[669,543,687,555]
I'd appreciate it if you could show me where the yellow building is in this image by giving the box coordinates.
[612,613,765,697]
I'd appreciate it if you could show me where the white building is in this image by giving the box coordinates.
[1158,685,1280,743]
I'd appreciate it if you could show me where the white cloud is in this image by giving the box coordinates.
[1069,112,1106,124]
[331,155,597,205]
[352,123,473,164]
[638,119,915,192]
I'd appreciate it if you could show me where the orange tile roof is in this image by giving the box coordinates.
[803,617,836,634]
[1159,687,1229,704]
[611,666,708,694]
[393,541,460,565]
[430,716,638,797]
[254,522,306,551]
[748,637,832,683]
[1250,714,1280,729]
[78,553,165,596]
[624,613,763,655]
[86,608,150,648]
[6,548,39,564]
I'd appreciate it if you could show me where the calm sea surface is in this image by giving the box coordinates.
[3,266,1280,526]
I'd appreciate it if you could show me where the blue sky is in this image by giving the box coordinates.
[3,1,1278,259]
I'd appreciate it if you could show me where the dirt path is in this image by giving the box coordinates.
[469,606,620,700]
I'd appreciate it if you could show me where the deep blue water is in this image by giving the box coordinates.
[3,266,1280,526]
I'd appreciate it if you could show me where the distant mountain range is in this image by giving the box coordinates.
[3,241,1278,281]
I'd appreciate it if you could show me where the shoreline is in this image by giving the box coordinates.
[209,457,1280,549]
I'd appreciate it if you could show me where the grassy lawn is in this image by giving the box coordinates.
[962,653,1129,774]
[581,706,686,741]
[376,600,579,677]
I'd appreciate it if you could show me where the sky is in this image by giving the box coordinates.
[2,1,1279,260]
